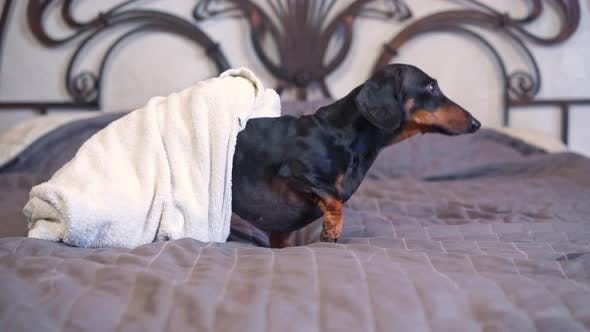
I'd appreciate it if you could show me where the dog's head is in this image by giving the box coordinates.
[355,64,480,141]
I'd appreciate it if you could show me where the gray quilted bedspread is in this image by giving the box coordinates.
[0,107,589,331]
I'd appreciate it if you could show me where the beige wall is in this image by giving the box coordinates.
[1,0,589,154]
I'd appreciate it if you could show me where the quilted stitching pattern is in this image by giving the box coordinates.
[1,222,589,331]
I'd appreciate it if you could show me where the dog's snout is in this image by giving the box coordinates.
[469,117,481,132]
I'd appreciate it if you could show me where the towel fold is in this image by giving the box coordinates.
[23,68,281,248]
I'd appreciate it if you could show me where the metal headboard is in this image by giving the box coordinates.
[0,0,588,144]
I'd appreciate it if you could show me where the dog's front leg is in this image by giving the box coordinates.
[318,197,343,242]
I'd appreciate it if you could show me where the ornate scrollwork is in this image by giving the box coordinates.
[507,70,538,101]
[25,0,230,109]
[69,71,98,102]
[1,0,586,143]
[194,0,412,100]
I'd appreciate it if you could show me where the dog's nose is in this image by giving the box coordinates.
[470,118,481,132]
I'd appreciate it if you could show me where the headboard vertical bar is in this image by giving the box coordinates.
[0,0,14,78]
[502,90,509,127]
[560,103,570,145]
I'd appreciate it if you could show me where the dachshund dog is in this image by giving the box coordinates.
[232,64,481,248]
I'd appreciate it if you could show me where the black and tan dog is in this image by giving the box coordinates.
[232,64,480,248]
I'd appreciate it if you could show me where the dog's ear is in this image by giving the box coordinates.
[355,80,402,131]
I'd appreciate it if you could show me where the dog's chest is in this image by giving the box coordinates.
[338,155,366,202]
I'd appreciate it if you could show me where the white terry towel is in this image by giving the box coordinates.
[23,68,281,248]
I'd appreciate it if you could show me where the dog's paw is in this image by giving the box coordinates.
[320,230,339,243]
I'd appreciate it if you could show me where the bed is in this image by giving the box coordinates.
[1,110,590,331]
[1,1,589,331]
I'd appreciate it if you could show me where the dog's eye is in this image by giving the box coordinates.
[427,82,437,93]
